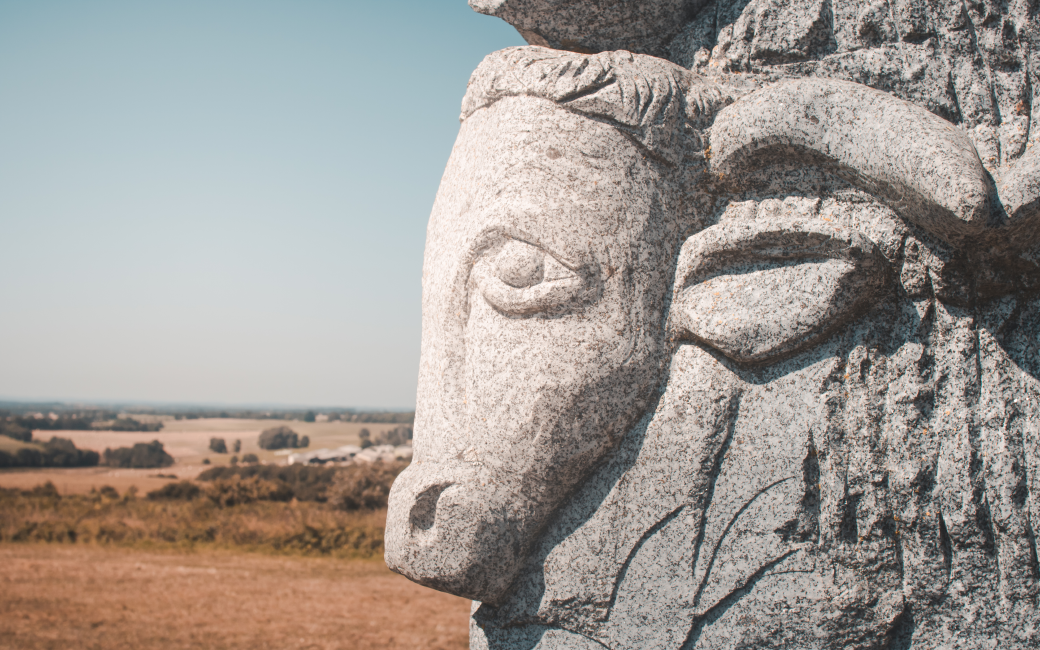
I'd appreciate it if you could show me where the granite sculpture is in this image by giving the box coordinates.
[385,2,1040,648]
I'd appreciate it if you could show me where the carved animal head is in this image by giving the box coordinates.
[384,46,1034,610]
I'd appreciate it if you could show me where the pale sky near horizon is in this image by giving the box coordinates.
[0,1,525,409]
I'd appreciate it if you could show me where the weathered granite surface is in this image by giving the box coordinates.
[386,3,1040,648]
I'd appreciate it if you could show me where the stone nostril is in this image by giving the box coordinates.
[410,484,450,532]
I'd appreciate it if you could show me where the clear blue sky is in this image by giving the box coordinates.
[0,1,525,409]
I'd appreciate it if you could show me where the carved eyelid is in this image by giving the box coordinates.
[670,219,889,364]
[472,236,587,316]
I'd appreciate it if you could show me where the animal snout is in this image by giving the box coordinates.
[385,461,535,602]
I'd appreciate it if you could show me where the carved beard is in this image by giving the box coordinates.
[471,193,1040,650]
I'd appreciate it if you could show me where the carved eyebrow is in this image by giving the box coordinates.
[467,226,582,271]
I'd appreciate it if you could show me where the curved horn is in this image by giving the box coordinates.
[707,78,995,244]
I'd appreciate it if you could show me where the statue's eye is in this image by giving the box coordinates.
[473,239,586,316]
[494,240,545,288]
[670,219,889,364]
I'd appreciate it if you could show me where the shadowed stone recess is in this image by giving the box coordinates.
[385,3,1040,648]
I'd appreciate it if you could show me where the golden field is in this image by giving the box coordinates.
[0,544,469,650]
[19,417,401,464]
[0,478,469,649]
[0,417,409,497]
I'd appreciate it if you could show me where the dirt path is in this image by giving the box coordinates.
[0,545,469,650]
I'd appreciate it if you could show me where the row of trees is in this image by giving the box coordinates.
[358,426,412,449]
[101,441,174,468]
[0,414,162,439]
[96,417,163,432]
[166,409,414,423]
[328,412,414,424]
[0,438,176,469]
[0,437,100,468]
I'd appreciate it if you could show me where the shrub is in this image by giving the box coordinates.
[209,437,228,453]
[299,435,310,448]
[94,485,120,500]
[241,453,259,464]
[0,487,387,558]
[197,464,339,502]
[257,426,305,450]
[103,441,174,468]
[327,461,408,511]
[232,439,241,453]
[202,458,211,464]
[147,480,201,500]
[206,476,293,507]
[24,481,61,498]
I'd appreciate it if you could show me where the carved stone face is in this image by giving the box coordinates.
[384,96,684,603]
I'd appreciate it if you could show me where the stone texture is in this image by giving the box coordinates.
[486,0,1038,182]
[385,3,1040,647]
[469,0,692,56]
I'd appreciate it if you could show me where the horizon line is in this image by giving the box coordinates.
[0,397,416,413]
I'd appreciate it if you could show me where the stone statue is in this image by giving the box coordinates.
[385,2,1040,648]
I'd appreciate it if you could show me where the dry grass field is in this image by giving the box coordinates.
[0,544,470,650]
[0,466,194,495]
[0,421,452,648]
[24,417,401,466]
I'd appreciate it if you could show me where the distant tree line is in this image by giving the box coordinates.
[32,415,102,430]
[338,412,414,424]
[167,409,414,423]
[102,441,174,468]
[358,426,412,449]
[0,413,162,439]
[98,417,163,432]
[0,437,173,469]
[0,437,100,468]
[0,403,414,425]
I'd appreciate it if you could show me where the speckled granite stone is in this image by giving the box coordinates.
[385,4,1040,647]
